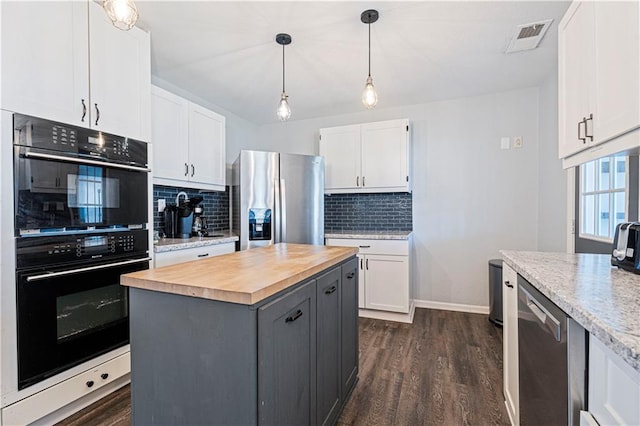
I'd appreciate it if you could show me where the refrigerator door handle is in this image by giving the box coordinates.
[274,178,281,243]
[280,178,287,243]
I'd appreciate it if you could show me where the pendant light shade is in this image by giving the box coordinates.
[103,0,139,31]
[276,33,292,122]
[361,9,379,109]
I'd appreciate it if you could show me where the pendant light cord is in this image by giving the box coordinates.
[282,44,286,93]
[368,18,371,77]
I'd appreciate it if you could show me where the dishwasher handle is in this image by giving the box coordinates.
[521,286,561,342]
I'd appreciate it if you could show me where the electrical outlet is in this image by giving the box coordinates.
[501,137,510,150]
[513,136,523,148]
[158,199,166,212]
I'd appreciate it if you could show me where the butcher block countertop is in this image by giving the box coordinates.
[121,243,358,305]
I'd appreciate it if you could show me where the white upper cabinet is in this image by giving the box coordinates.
[319,125,361,190]
[151,85,226,191]
[1,1,89,127]
[558,1,639,168]
[320,119,410,194]
[0,1,150,141]
[88,3,150,141]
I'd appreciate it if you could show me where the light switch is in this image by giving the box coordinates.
[501,137,510,150]
[513,136,523,148]
[158,199,166,212]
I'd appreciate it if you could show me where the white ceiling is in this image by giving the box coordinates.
[136,1,571,124]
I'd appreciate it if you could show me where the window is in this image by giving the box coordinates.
[579,156,627,241]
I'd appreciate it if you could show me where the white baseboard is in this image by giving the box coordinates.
[359,300,415,324]
[413,299,489,315]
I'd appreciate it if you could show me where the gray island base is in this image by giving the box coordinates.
[126,246,359,426]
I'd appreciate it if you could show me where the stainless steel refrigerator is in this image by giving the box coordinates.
[232,150,324,250]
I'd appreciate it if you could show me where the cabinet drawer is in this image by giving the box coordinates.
[325,238,408,256]
[154,243,235,268]
[2,352,130,425]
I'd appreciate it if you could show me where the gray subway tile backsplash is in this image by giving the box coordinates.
[324,192,412,232]
[153,185,229,234]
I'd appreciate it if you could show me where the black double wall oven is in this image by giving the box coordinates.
[13,114,150,390]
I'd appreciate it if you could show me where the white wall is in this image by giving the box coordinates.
[537,67,568,252]
[241,87,565,308]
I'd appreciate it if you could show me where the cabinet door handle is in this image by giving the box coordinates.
[191,164,195,177]
[578,118,586,143]
[585,113,594,142]
[356,176,359,187]
[184,163,189,176]
[81,99,87,122]
[324,285,337,295]
[346,272,355,279]
[360,258,363,270]
[362,176,365,187]
[197,253,209,258]
[366,258,369,270]
[285,309,303,323]
[505,280,513,288]
[101,373,109,380]
[94,103,100,126]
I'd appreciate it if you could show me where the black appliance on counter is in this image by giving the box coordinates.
[163,196,202,239]
[611,222,640,274]
[12,114,151,390]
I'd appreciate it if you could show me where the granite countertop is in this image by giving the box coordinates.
[154,230,238,253]
[501,250,640,373]
[325,231,412,240]
[122,243,358,305]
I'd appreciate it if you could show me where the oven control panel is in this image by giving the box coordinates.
[17,229,149,269]
[13,113,147,167]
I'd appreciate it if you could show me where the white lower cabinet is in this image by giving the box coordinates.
[502,263,519,426]
[587,335,640,425]
[325,238,410,314]
[154,242,235,268]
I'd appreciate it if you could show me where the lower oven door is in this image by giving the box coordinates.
[16,258,148,390]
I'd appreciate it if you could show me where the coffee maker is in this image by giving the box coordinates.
[192,204,208,236]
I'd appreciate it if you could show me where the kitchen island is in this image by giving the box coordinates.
[121,243,359,426]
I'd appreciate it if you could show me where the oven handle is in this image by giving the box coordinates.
[24,151,151,173]
[25,257,151,282]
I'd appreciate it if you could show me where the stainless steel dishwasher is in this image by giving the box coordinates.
[518,275,586,426]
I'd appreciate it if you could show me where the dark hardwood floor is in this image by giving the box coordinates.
[57,308,508,426]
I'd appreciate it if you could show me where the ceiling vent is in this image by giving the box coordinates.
[505,19,553,54]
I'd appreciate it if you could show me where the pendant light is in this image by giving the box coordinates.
[361,9,379,109]
[103,0,139,31]
[276,33,292,122]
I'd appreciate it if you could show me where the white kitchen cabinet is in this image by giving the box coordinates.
[88,3,151,141]
[1,1,150,141]
[502,263,519,426]
[325,238,410,314]
[151,85,226,191]
[587,335,640,426]
[320,119,410,194]
[154,242,235,268]
[558,1,639,167]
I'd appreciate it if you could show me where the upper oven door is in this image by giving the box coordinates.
[14,146,148,233]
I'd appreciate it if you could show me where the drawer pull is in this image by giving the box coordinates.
[197,253,209,258]
[101,373,109,380]
[86,380,94,388]
[346,272,355,279]
[359,245,371,248]
[325,285,337,295]
[285,309,303,323]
